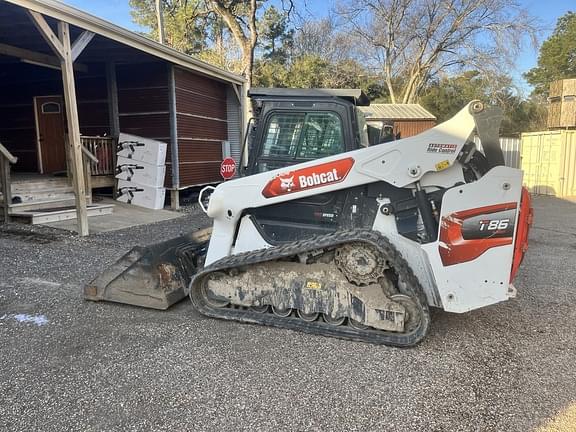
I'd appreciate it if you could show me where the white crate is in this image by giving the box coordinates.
[117,133,167,166]
[115,156,166,188]
[116,180,166,210]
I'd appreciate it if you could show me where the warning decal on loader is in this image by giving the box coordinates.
[427,143,458,154]
[262,157,355,198]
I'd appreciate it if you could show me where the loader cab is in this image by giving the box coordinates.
[240,89,375,244]
[243,88,371,176]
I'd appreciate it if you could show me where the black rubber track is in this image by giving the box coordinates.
[189,229,431,347]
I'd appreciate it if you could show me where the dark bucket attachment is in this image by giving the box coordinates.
[84,228,211,310]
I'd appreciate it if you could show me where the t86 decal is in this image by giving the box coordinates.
[439,202,517,266]
[262,158,355,198]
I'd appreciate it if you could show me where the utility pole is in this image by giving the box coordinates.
[155,0,165,44]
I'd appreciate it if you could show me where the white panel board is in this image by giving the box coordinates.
[117,133,167,166]
[117,180,166,210]
[116,156,166,187]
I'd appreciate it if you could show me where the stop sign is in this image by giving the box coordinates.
[220,157,236,180]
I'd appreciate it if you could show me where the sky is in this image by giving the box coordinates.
[62,0,575,93]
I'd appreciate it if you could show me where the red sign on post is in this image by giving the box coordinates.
[220,157,236,180]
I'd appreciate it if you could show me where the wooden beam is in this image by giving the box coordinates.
[0,159,13,223]
[232,83,241,102]
[170,189,180,211]
[0,43,88,73]
[28,10,64,60]
[106,62,120,138]
[58,21,89,236]
[168,64,180,190]
[71,31,95,62]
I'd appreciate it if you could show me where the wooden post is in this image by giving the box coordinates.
[168,65,180,210]
[83,155,93,205]
[0,159,12,223]
[170,189,180,211]
[106,62,120,138]
[106,62,120,199]
[59,22,88,236]
[28,11,94,236]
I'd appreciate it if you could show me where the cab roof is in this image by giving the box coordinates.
[249,88,370,106]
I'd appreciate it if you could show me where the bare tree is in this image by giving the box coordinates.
[205,0,258,87]
[205,0,295,86]
[337,0,539,103]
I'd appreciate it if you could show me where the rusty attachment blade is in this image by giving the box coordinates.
[84,228,211,310]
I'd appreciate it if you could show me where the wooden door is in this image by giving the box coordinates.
[34,96,67,174]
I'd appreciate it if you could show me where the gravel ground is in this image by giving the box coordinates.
[1,196,575,432]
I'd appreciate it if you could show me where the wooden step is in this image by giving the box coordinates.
[11,183,73,192]
[11,179,72,191]
[3,179,74,204]
[9,190,75,203]
[10,204,115,225]
[8,197,77,212]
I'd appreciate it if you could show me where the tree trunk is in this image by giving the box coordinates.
[155,0,165,44]
[243,45,254,88]
[208,0,257,87]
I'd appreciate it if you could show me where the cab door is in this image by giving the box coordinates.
[246,106,355,243]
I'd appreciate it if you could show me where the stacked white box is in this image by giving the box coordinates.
[117,180,166,210]
[117,133,167,165]
[116,133,167,210]
[116,156,166,188]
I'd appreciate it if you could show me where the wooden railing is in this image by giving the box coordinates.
[81,145,98,204]
[81,136,116,176]
[0,141,18,223]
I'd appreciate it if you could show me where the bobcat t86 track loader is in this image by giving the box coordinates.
[85,89,532,346]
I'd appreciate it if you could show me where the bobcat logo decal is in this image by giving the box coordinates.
[262,158,355,198]
[279,176,295,191]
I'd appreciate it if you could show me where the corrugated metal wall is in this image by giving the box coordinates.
[173,67,228,188]
[116,62,169,141]
[474,136,521,169]
[226,86,242,175]
[521,131,576,198]
[394,120,436,138]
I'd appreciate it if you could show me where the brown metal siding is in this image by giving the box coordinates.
[116,62,168,88]
[117,62,171,182]
[119,88,169,113]
[394,120,436,138]
[176,115,227,140]
[174,68,227,99]
[178,162,222,186]
[117,62,169,141]
[177,140,222,160]
[173,66,228,188]
[175,88,227,119]
[119,114,170,139]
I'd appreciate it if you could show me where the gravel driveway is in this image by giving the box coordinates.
[1,196,575,431]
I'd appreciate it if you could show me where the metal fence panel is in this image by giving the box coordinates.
[473,136,521,169]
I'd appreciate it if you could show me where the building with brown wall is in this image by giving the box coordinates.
[0,0,246,200]
[359,104,436,139]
